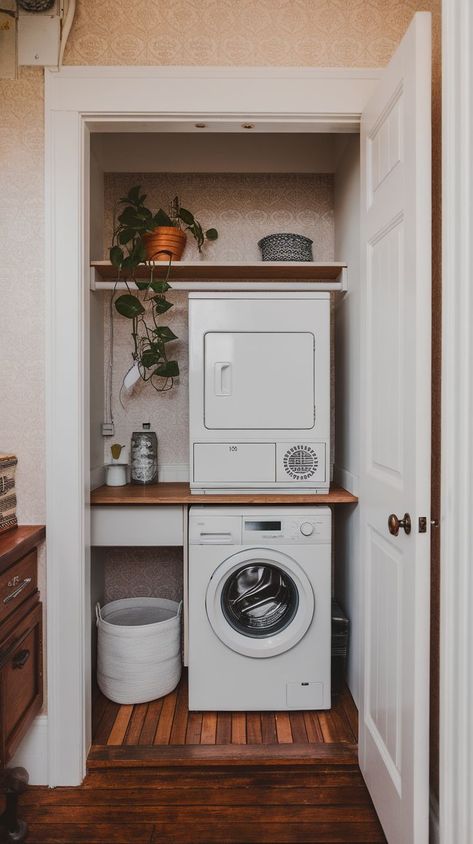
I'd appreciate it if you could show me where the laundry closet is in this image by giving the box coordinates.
[87,124,362,742]
[66,14,432,843]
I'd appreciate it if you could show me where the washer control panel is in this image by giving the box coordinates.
[190,506,331,545]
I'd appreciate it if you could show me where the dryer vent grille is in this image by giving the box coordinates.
[283,445,319,480]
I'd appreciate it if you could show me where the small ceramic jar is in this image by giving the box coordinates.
[105,463,128,487]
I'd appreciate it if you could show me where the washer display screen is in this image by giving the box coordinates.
[221,563,299,638]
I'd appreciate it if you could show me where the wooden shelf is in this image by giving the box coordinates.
[90,482,358,507]
[90,261,347,292]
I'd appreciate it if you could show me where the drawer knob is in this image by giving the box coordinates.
[12,649,30,670]
[3,577,32,604]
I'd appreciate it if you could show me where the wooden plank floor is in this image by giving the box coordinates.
[20,765,387,843]
[92,671,359,757]
[19,678,387,843]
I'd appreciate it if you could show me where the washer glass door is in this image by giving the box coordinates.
[206,548,314,658]
[222,563,299,637]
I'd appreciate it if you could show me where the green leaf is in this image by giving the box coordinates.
[118,228,135,245]
[155,326,178,343]
[178,207,194,226]
[154,360,179,378]
[110,245,124,268]
[205,228,218,240]
[153,208,173,228]
[121,254,140,271]
[140,349,160,369]
[127,185,142,204]
[150,279,171,293]
[135,280,150,291]
[153,296,173,314]
[115,294,145,319]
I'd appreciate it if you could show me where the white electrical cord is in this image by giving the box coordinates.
[58,0,75,67]
[105,292,115,426]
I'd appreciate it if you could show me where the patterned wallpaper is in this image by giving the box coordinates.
[64,0,436,67]
[102,172,335,473]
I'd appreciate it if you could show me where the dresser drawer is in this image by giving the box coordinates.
[0,601,43,765]
[0,549,37,624]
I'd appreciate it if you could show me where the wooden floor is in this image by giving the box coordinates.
[16,676,386,842]
[20,764,386,843]
[92,672,359,756]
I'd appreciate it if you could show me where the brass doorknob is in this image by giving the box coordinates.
[388,513,412,536]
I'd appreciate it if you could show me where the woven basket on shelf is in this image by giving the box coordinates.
[0,455,17,534]
[258,232,313,262]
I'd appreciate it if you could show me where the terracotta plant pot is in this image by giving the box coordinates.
[142,227,187,262]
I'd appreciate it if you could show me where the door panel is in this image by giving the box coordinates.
[360,12,431,844]
[204,332,315,430]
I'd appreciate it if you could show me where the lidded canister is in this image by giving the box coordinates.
[130,423,158,485]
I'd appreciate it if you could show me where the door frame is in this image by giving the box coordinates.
[44,64,381,786]
[440,1,473,842]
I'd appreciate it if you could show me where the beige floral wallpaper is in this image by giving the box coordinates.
[64,0,435,67]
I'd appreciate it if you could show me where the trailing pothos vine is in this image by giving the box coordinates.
[109,185,217,393]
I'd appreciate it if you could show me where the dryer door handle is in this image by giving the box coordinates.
[214,362,232,396]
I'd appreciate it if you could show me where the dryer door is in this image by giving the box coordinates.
[206,548,314,658]
[204,331,315,430]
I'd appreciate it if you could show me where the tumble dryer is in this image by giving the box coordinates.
[188,293,330,494]
[188,506,332,711]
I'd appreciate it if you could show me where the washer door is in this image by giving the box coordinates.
[206,548,315,658]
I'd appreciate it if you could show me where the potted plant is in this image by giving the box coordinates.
[110,186,218,263]
[108,186,218,392]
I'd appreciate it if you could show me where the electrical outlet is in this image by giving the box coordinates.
[102,422,115,437]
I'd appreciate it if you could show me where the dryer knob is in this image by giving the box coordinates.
[300,522,314,537]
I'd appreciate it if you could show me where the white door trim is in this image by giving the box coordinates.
[440,1,473,841]
[44,64,380,786]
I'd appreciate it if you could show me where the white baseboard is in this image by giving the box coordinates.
[159,463,189,482]
[333,464,359,496]
[9,714,49,785]
[430,792,439,844]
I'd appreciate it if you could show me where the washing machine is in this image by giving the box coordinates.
[188,506,332,711]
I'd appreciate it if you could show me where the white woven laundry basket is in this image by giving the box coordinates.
[96,597,182,704]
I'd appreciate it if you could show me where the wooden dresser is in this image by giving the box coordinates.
[0,526,44,766]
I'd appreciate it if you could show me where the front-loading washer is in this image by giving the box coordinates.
[188,506,332,711]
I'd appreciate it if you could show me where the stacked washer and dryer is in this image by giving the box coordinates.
[187,293,333,711]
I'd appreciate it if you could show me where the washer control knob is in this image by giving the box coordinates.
[300,522,314,536]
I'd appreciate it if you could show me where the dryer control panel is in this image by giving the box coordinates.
[189,506,331,545]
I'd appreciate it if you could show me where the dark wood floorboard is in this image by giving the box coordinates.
[18,683,387,843]
[20,767,386,844]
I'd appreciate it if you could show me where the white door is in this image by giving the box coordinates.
[204,332,315,429]
[359,12,431,844]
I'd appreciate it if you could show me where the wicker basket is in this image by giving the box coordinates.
[258,232,313,262]
[96,598,182,704]
[0,455,17,534]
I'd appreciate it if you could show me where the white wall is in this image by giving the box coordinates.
[333,134,361,705]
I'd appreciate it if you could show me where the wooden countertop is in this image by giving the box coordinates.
[90,482,358,506]
[0,525,46,573]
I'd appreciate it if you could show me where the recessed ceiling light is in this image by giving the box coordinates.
[242,123,255,129]
[195,123,207,129]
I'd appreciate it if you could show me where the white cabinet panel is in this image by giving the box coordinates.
[193,443,275,483]
[91,506,183,546]
[204,332,315,430]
